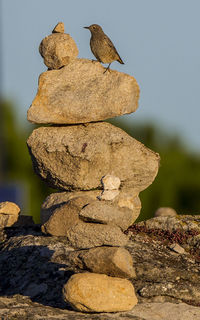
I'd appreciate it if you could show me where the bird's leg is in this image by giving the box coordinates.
[103,63,111,74]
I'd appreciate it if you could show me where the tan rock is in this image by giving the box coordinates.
[155,207,177,217]
[52,22,65,33]
[41,197,128,248]
[68,246,136,278]
[39,30,78,70]
[63,273,138,312]
[0,202,20,227]
[41,190,141,225]
[27,58,139,124]
[101,174,121,190]
[79,201,135,231]
[27,123,160,192]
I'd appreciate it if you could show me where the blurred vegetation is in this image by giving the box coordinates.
[0,99,200,223]
[0,99,53,223]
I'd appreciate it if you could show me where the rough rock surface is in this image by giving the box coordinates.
[27,123,160,192]
[67,246,136,278]
[1,215,200,310]
[41,190,141,225]
[1,296,200,320]
[138,214,200,232]
[41,197,128,248]
[155,207,177,217]
[52,22,65,33]
[39,29,78,69]
[63,273,138,312]
[0,201,20,228]
[27,58,140,124]
[79,201,135,231]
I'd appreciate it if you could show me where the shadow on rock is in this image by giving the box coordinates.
[0,244,74,308]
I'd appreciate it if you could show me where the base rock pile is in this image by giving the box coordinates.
[26,22,160,313]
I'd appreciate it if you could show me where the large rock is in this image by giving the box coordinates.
[27,58,140,124]
[1,220,200,310]
[0,201,20,228]
[63,273,138,312]
[39,23,78,70]
[41,197,128,248]
[0,297,199,320]
[27,122,160,192]
[68,246,136,278]
[41,190,141,225]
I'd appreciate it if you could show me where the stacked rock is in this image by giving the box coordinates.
[27,22,160,313]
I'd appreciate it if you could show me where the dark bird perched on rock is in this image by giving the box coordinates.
[84,24,124,73]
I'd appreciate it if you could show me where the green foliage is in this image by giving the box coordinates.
[0,100,53,223]
[108,118,200,221]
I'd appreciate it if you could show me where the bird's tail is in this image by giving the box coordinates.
[118,55,124,64]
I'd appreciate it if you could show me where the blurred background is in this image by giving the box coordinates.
[0,0,200,223]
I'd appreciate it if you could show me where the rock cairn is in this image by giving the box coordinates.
[27,22,160,313]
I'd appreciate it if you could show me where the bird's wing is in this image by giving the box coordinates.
[103,35,124,64]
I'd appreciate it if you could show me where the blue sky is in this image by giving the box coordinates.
[1,0,200,152]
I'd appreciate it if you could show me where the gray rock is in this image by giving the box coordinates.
[27,58,140,124]
[155,207,177,217]
[68,246,136,278]
[39,24,78,69]
[27,123,160,192]
[2,296,200,320]
[138,215,200,232]
[41,197,128,248]
[41,190,141,226]
[79,201,135,231]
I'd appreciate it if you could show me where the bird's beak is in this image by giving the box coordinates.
[84,26,89,29]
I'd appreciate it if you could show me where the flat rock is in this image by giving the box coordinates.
[27,58,140,124]
[41,197,128,248]
[63,273,138,312]
[68,246,136,278]
[0,297,200,320]
[0,201,20,228]
[41,190,141,225]
[39,31,78,70]
[27,122,160,191]
[79,201,135,231]
[138,215,200,232]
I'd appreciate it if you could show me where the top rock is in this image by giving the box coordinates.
[39,22,78,70]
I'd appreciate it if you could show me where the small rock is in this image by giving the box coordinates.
[99,189,119,200]
[68,246,136,278]
[155,207,177,217]
[101,174,121,190]
[169,243,186,254]
[0,201,20,228]
[27,59,140,124]
[39,25,78,69]
[52,22,65,33]
[79,200,135,231]
[63,273,138,312]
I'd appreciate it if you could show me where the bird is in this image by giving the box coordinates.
[84,24,124,73]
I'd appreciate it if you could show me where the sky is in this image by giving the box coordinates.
[1,0,200,153]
